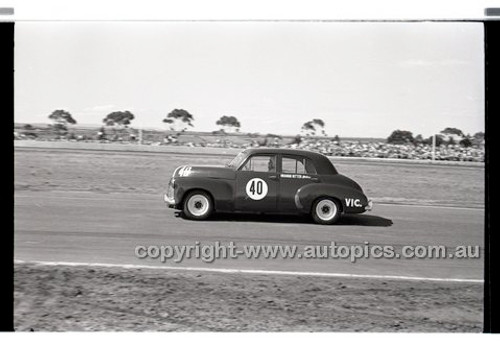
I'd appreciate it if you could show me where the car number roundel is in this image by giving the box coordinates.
[245,178,268,200]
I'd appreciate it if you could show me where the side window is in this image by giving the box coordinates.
[304,158,317,174]
[297,160,306,174]
[240,155,277,172]
[282,156,317,175]
[282,157,300,173]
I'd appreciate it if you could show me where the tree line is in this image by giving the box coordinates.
[43,109,483,146]
[45,109,330,136]
[387,128,484,148]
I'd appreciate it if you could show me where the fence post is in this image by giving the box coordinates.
[432,134,436,161]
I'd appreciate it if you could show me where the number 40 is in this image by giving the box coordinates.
[249,180,263,195]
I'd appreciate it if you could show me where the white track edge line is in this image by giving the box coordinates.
[14,260,484,283]
[375,203,483,210]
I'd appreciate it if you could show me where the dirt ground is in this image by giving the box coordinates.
[14,263,483,332]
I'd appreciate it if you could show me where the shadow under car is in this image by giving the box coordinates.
[175,211,393,227]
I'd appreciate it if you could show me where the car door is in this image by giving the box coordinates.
[235,154,278,212]
[278,155,320,212]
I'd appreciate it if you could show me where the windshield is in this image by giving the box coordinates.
[226,150,248,169]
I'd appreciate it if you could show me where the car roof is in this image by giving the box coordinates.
[242,148,337,174]
[245,147,323,157]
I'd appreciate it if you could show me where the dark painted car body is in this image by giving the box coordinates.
[164,148,372,219]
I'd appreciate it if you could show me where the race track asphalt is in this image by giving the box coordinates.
[14,191,484,281]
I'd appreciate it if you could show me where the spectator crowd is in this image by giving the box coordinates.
[283,138,484,162]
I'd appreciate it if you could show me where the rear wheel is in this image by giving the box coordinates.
[312,198,341,225]
[183,190,213,220]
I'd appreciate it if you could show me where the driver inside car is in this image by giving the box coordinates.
[268,156,276,172]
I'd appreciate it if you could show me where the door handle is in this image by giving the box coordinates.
[311,177,319,182]
[269,175,278,180]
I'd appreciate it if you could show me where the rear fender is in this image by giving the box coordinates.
[295,183,368,214]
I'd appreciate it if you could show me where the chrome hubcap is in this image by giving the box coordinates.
[316,200,337,221]
[187,194,209,217]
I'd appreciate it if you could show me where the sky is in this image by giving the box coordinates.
[14,21,485,138]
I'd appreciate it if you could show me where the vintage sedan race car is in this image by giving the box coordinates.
[164,148,372,224]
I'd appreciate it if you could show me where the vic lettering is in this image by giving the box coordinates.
[345,198,362,207]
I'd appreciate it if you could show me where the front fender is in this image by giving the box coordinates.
[175,178,234,211]
[295,183,369,214]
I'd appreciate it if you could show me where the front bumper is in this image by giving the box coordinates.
[163,193,176,208]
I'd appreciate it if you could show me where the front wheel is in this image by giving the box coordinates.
[312,198,341,225]
[183,191,213,220]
